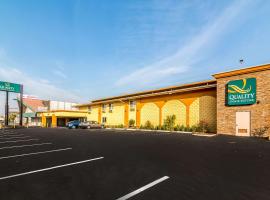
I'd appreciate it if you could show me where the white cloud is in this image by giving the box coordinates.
[53,69,68,79]
[0,67,81,102]
[52,61,68,79]
[115,0,254,87]
[117,65,189,86]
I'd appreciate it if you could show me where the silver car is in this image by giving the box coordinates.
[79,121,104,129]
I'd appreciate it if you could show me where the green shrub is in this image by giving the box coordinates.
[129,119,135,127]
[174,124,185,131]
[154,125,162,130]
[183,126,188,132]
[159,125,164,130]
[251,126,269,137]
[163,115,176,131]
[190,125,198,132]
[116,124,124,128]
[196,120,210,133]
[144,120,154,130]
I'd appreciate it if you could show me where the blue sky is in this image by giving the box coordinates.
[0,0,270,112]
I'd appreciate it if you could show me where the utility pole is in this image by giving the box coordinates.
[5,91,9,126]
[19,85,23,126]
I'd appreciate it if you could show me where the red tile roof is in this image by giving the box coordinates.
[22,98,48,112]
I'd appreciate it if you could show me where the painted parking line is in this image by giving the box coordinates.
[0,132,19,134]
[0,157,104,180]
[0,142,52,150]
[1,131,16,133]
[0,148,72,160]
[116,176,170,200]
[0,133,24,137]
[0,139,39,144]
[0,134,25,138]
[0,136,31,140]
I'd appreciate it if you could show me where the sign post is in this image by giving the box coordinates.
[5,91,9,126]
[0,81,23,127]
[19,85,23,126]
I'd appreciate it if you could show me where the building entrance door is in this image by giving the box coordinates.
[236,111,250,136]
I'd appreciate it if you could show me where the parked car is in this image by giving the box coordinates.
[67,120,80,129]
[78,121,104,129]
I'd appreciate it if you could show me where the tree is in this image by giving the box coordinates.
[129,119,135,127]
[9,113,17,128]
[163,115,176,131]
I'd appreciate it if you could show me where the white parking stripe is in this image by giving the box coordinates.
[116,176,170,200]
[0,134,24,137]
[0,157,104,180]
[0,134,25,138]
[0,139,38,144]
[0,136,31,140]
[0,143,52,150]
[0,148,72,160]
[1,131,15,134]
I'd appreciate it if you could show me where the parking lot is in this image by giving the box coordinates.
[0,128,269,200]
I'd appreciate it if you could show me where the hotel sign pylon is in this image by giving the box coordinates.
[0,81,23,126]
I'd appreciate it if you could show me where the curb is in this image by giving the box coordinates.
[104,128,217,137]
[105,128,192,134]
[192,133,217,137]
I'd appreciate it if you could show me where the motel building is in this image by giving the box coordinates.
[73,63,270,137]
[19,95,87,127]
[37,101,87,128]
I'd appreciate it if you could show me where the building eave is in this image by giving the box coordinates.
[212,63,270,79]
[37,110,88,113]
[76,80,216,107]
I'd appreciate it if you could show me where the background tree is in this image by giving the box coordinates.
[8,113,17,128]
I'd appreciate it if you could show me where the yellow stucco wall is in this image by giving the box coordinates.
[39,111,87,118]
[199,96,217,132]
[86,106,99,122]
[189,99,200,126]
[78,106,88,111]
[140,103,159,126]
[162,100,186,126]
[101,103,125,125]
[77,89,217,131]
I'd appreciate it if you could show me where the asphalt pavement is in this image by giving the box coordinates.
[0,128,269,200]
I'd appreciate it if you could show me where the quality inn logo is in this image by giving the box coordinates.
[227,78,256,106]
[228,78,251,94]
